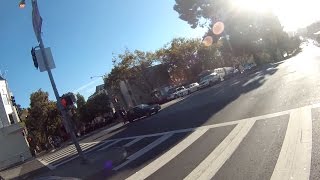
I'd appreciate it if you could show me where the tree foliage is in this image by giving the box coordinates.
[74,93,89,124]
[86,93,112,118]
[104,1,302,91]
[173,0,295,62]
[25,89,62,147]
[106,49,159,93]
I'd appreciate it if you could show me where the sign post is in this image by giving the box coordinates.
[31,0,86,162]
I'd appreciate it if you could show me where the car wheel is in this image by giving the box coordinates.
[209,81,213,86]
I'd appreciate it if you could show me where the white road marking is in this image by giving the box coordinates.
[88,108,290,144]
[271,107,312,180]
[126,129,208,180]
[49,141,112,168]
[37,159,55,170]
[38,103,316,170]
[113,134,173,171]
[184,119,255,180]
[98,140,121,151]
[38,141,103,169]
[124,137,144,147]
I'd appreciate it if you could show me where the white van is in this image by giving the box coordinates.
[214,67,234,81]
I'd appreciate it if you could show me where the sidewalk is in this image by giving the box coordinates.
[32,147,126,180]
[0,122,124,180]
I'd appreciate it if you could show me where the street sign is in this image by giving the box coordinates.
[32,0,42,42]
[35,47,56,72]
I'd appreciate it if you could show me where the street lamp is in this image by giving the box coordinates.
[19,0,26,8]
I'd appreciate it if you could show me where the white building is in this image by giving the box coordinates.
[0,76,31,170]
[0,76,20,127]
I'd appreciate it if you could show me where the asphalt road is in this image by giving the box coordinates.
[5,43,320,180]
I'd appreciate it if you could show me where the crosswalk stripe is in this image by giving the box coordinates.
[271,107,312,180]
[43,147,76,162]
[184,119,255,180]
[126,129,207,180]
[44,151,76,162]
[45,146,74,158]
[42,142,98,162]
[98,140,121,151]
[124,137,144,147]
[113,134,173,171]
[49,141,111,168]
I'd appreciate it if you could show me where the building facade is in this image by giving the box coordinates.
[0,76,31,170]
[107,64,171,109]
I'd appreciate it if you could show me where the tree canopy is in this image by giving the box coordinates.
[25,89,62,147]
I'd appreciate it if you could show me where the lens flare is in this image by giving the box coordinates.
[104,160,113,170]
[212,21,225,35]
[203,36,213,47]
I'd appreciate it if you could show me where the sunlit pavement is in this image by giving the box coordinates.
[4,44,320,180]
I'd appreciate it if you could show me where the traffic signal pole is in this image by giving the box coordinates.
[37,36,86,162]
[30,0,86,162]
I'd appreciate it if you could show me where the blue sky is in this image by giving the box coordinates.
[0,0,206,107]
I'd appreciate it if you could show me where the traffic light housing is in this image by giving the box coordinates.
[61,93,76,108]
[11,96,16,106]
[31,47,38,69]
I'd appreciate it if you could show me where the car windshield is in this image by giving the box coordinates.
[5,0,319,179]
[176,87,184,91]
[137,104,149,109]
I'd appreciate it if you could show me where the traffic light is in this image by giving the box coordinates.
[11,96,16,106]
[61,93,76,108]
[31,47,38,69]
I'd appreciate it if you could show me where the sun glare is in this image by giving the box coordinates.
[232,0,320,31]
[233,0,271,13]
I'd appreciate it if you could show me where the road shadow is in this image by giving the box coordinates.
[284,48,302,60]
[80,62,281,179]
[25,62,281,179]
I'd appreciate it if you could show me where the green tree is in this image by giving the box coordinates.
[74,93,89,124]
[174,1,289,63]
[25,89,62,148]
[106,49,159,94]
[156,38,201,85]
[86,93,112,118]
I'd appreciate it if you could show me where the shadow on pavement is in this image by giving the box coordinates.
[83,63,281,179]
[24,62,281,180]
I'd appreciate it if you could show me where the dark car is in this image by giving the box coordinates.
[127,104,161,122]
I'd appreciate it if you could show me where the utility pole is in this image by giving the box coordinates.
[19,0,86,162]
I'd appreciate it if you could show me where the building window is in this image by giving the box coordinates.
[9,113,14,124]
[2,94,9,105]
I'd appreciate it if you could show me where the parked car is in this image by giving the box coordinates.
[186,83,199,93]
[176,86,188,97]
[240,63,257,73]
[127,104,161,122]
[167,88,178,100]
[199,73,221,89]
